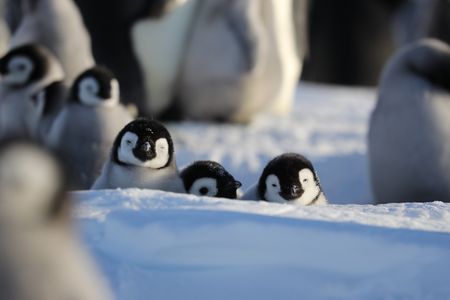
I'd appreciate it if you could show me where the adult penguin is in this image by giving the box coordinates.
[72,0,187,116]
[171,0,305,122]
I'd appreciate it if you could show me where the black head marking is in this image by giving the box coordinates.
[0,44,50,87]
[258,153,318,201]
[70,65,117,102]
[112,118,174,167]
[180,160,242,199]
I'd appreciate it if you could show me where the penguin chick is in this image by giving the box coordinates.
[0,43,64,138]
[180,160,242,199]
[47,66,133,190]
[369,38,450,204]
[8,0,94,83]
[92,118,185,193]
[241,153,327,205]
[0,139,112,300]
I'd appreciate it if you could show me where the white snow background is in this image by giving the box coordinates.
[74,83,450,300]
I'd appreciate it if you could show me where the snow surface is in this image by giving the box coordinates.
[74,83,450,299]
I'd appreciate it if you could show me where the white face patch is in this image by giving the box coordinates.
[117,132,170,169]
[117,132,140,165]
[147,138,170,168]
[189,177,218,197]
[264,174,286,203]
[2,56,33,86]
[296,168,321,205]
[78,77,119,107]
[0,145,61,224]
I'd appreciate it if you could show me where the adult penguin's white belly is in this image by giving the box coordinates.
[131,0,197,116]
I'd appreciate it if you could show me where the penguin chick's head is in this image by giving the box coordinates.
[0,44,50,87]
[113,119,174,169]
[71,66,119,107]
[0,139,67,226]
[258,153,323,205]
[180,161,242,199]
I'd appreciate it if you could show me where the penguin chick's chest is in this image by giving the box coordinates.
[106,162,183,192]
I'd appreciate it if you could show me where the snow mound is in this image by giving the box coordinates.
[72,83,450,299]
[75,190,450,300]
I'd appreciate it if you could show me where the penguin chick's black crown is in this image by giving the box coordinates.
[70,66,117,102]
[180,161,242,199]
[258,153,319,201]
[112,119,174,168]
[0,44,50,86]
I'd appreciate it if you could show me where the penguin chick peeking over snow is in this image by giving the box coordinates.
[242,153,327,205]
[180,161,242,199]
[91,118,185,193]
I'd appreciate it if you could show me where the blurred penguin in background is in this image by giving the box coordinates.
[173,0,305,122]
[0,0,9,56]
[72,0,306,121]
[369,39,450,204]
[0,139,112,300]
[73,0,188,116]
[0,44,65,139]
[5,0,94,83]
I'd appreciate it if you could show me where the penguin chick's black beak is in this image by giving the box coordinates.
[141,142,151,152]
[280,185,303,201]
[133,141,156,162]
[235,181,242,189]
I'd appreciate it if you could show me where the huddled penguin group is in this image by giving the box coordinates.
[0,0,326,205]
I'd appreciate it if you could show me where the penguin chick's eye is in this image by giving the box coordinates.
[299,168,315,187]
[120,132,138,149]
[266,175,281,191]
[199,187,209,195]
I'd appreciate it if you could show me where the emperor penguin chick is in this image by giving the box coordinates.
[180,160,242,199]
[8,0,94,83]
[0,43,64,138]
[0,139,112,300]
[369,39,450,203]
[241,153,327,205]
[47,66,133,190]
[92,118,185,193]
